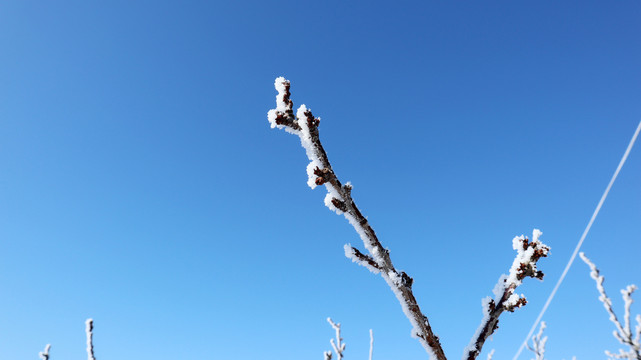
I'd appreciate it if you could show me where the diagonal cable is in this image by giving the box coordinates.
[512,118,641,360]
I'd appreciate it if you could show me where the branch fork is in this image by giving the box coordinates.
[464,230,549,360]
[268,77,549,360]
[580,252,641,360]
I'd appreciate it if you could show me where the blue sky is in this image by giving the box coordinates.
[1,1,640,359]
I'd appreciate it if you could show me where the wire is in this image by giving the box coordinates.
[512,118,641,360]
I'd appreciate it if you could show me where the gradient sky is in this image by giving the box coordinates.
[1,1,640,360]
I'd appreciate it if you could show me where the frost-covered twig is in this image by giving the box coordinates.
[369,329,374,360]
[268,77,447,360]
[526,321,548,360]
[325,318,346,360]
[464,230,549,360]
[39,344,51,360]
[579,252,640,360]
[85,318,96,360]
[486,349,495,360]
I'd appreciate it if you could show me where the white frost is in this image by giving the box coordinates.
[580,252,641,359]
[505,229,547,293]
[86,318,96,360]
[274,76,289,112]
[463,296,494,358]
[267,109,279,129]
[464,230,548,359]
[344,244,380,274]
[527,321,548,360]
[39,344,51,360]
[492,274,508,299]
[327,318,346,360]
[269,77,443,360]
[486,349,495,360]
[505,293,521,308]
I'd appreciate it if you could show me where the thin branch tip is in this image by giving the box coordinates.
[464,230,549,360]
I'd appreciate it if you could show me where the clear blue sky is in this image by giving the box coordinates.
[1,1,639,359]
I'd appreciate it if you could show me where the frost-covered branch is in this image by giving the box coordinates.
[345,245,381,274]
[321,318,374,360]
[526,321,548,360]
[486,349,495,360]
[86,318,96,360]
[369,329,374,360]
[464,230,549,360]
[324,318,346,360]
[38,344,51,360]
[623,286,638,346]
[580,252,640,360]
[268,77,447,360]
[38,320,99,360]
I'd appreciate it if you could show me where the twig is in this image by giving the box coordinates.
[345,245,381,274]
[326,318,346,360]
[486,349,495,360]
[526,321,547,360]
[38,344,51,360]
[580,253,641,360]
[464,230,549,360]
[369,329,374,360]
[86,318,96,360]
[268,77,447,359]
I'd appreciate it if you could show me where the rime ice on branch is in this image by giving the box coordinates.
[486,349,494,360]
[86,318,96,360]
[39,344,51,360]
[267,77,548,360]
[370,329,374,360]
[526,321,548,360]
[580,252,641,360]
[464,230,549,360]
[323,318,373,360]
[324,318,346,360]
[268,77,447,360]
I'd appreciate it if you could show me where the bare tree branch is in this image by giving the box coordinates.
[526,321,548,360]
[38,344,51,360]
[580,253,641,360]
[86,318,96,360]
[486,349,495,360]
[369,329,374,360]
[464,231,549,360]
[268,77,447,360]
[326,318,346,360]
[345,245,381,274]
[268,77,549,360]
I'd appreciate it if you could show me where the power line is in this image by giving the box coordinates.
[512,118,641,360]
